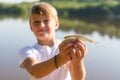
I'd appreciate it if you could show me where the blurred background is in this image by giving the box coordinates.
[0,0,120,80]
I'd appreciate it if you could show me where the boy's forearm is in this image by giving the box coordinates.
[70,60,86,80]
[24,53,70,78]
[78,61,86,80]
[23,56,57,78]
[56,53,71,67]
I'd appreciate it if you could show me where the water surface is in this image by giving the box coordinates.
[0,18,120,80]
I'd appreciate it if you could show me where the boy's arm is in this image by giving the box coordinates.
[69,59,86,80]
[22,53,70,78]
[69,39,87,80]
[21,39,74,78]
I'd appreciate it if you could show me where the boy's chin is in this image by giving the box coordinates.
[38,37,49,41]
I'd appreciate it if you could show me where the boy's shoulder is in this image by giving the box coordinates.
[19,43,39,52]
[20,45,34,53]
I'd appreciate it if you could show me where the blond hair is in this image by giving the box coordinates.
[29,2,58,20]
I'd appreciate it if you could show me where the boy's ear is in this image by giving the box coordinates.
[55,20,59,30]
[29,19,33,31]
[30,26,33,31]
[30,24,32,31]
[29,21,33,31]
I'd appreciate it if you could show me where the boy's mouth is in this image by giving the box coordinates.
[37,29,48,34]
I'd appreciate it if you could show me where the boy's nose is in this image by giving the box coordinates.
[40,21,45,27]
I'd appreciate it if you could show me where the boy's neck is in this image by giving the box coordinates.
[37,38,57,47]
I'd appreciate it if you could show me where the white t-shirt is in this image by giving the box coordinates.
[19,39,71,80]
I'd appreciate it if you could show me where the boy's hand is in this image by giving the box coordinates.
[69,38,87,80]
[70,38,87,64]
[58,39,74,61]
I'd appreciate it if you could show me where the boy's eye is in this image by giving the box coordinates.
[44,20,50,24]
[32,19,51,26]
[33,21,40,26]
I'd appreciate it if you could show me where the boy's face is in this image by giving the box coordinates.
[30,14,59,41]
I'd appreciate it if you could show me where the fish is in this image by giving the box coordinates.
[64,34,97,44]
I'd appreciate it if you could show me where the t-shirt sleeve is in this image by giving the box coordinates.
[18,46,36,68]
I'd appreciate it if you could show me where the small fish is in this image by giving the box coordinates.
[64,34,96,44]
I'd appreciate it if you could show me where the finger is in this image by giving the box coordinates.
[59,39,75,47]
[59,39,75,50]
[76,42,85,54]
[64,47,74,55]
[75,46,82,59]
[83,45,87,57]
[70,48,78,61]
[59,47,74,60]
[81,44,87,57]
[59,43,74,53]
[73,38,84,45]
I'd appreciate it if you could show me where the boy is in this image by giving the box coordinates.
[19,2,87,80]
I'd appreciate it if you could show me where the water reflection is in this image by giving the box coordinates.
[59,17,120,39]
[0,18,120,80]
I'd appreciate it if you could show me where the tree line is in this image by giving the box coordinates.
[0,1,120,18]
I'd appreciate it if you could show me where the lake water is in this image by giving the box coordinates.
[0,18,120,80]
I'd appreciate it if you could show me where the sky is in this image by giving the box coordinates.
[0,0,38,3]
